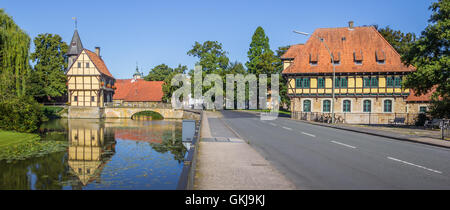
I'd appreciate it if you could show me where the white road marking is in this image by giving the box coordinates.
[282,126,292,131]
[331,141,357,149]
[269,123,277,127]
[301,132,316,138]
[387,157,443,174]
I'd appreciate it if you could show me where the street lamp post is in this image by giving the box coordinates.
[293,30,336,123]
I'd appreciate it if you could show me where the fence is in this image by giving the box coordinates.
[441,120,450,139]
[292,111,420,125]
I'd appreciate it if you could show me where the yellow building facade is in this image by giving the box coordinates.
[282,24,428,124]
[66,30,115,108]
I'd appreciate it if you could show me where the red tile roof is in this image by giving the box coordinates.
[85,49,114,78]
[406,87,437,102]
[282,26,415,74]
[113,79,164,102]
[281,44,304,59]
[114,129,163,144]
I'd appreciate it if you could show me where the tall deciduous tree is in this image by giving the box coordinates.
[145,64,173,81]
[403,0,449,118]
[374,25,417,56]
[187,40,230,101]
[151,64,188,103]
[187,41,229,74]
[29,34,68,102]
[0,9,31,99]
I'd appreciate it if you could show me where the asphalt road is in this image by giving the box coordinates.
[220,110,450,190]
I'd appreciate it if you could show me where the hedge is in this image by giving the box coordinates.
[0,96,44,133]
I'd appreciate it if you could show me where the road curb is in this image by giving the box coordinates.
[294,119,450,149]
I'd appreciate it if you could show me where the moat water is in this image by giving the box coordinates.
[0,118,191,190]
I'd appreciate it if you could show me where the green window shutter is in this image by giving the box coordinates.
[343,100,351,112]
[296,78,302,88]
[303,78,310,88]
[303,100,311,112]
[363,77,370,88]
[371,77,378,88]
[387,77,394,87]
[384,100,392,112]
[395,77,402,87]
[420,106,427,113]
[318,78,325,88]
[341,77,348,88]
[335,78,340,88]
[363,100,372,112]
[323,100,331,112]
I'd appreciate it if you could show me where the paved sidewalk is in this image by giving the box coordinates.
[301,120,450,149]
[194,111,296,190]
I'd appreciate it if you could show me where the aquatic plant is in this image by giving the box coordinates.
[0,131,68,163]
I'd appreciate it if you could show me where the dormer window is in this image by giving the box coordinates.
[375,50,386,64]
[354,50,363,65]
[331,52,340,65]
[309,53,318,66]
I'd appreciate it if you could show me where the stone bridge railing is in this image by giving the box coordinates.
[104,107,184,119]
[105,102,172,109]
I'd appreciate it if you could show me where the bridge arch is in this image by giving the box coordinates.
[104,107,184,119]
[130,110,164,120]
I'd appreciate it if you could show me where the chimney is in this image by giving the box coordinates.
[348,21,354,29]
[95,47,100,57]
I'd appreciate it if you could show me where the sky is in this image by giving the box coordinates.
[2,0,434,79]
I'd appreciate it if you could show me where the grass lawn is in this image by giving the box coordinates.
[0,130,40,148]
[0,130,67,162]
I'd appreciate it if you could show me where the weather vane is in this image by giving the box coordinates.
[72,17,77,29]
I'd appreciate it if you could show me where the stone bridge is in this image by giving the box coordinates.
[104,107,184,119]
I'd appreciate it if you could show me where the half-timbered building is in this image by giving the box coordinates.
[66,29,115,108]
[282,22,428,124]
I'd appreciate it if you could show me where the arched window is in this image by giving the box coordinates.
[363,100,372,113]
[384,100,392,113]
[303,100,311,112]
[323,100,331,113]
[343,100,351,113]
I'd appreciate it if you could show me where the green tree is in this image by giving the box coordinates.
[145,64,173,81]
[246,26,277,76]
[187,41,230,104]
[227,61,246,75]
[0,9,31,98]
[246,27,280,109]
[154,64,187,103]
[275,46,291,110]
[374,25,417,56]
[29,34,68,102]
[187,41,229,74]
[403,0,450,118]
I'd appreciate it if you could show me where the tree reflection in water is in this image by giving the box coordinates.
[0,119,188,190]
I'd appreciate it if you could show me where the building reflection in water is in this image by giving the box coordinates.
[68,119,116,186]
[66,119,189,188]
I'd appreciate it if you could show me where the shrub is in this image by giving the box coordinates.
[0,96,44,133]
[42,106,64,119]
[415,113,429,127]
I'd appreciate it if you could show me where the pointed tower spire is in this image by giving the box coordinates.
[134,63,142,80]
[67,23,84,69]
